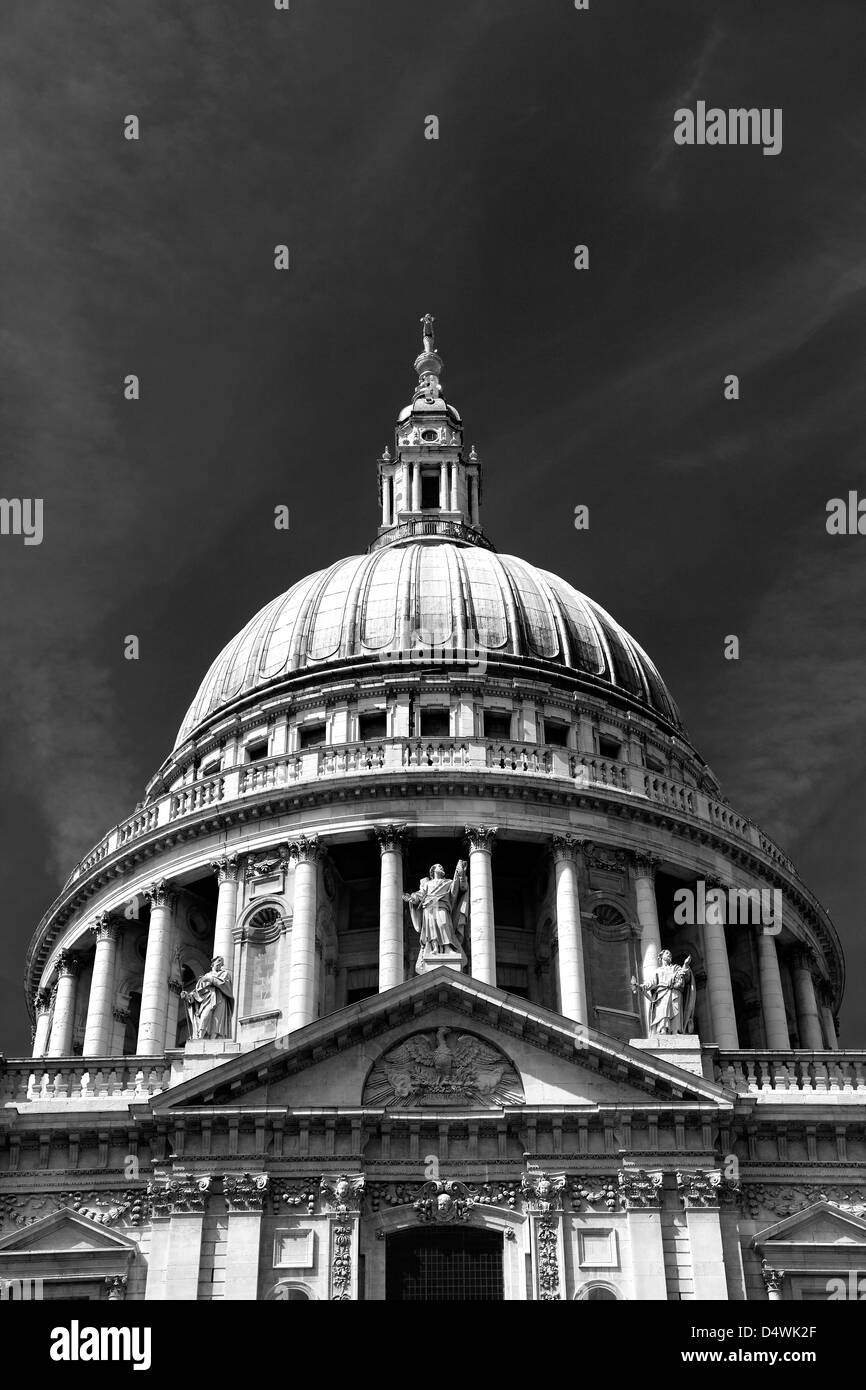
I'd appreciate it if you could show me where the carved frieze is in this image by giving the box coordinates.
[320,1174,365,1215]
[742,1183,866,1222]
[535,1216,562,1300]
[413,1180,475,1224]
[677,1170,723,1208]
[362,1029,524,1108]
[521,1170,566,1213]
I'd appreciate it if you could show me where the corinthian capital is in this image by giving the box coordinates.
[34,987,53,1014]
[92,912,119,943]
[57,950,80,979]
[290,834,322,865]
[211,854,242,885]
[551,834,581,863]
[223,1172,269,1212]
[373,823,407,855]
[632,852,661,881]
[464,825,498,854]
[146,879,176,910]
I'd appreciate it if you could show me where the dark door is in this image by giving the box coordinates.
[385,1226,504,1301]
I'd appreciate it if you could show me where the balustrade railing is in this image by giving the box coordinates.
[0,1059,172,1105]
[59,737,800,893]
[714,1051,866,1095]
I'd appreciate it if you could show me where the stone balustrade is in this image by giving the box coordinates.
[0,1059,172,1106]
[60,736,797,894]
[715,1051,866,1096]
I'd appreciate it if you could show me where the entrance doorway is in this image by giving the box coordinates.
[385,1226,504,1301]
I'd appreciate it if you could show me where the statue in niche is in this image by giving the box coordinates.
[631,950,696,1036]
[182,956,234,1040]
[403,861,468,972]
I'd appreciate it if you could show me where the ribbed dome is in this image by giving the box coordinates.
[175,541,681,746]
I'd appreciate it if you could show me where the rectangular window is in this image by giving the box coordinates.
[645,754,666,774]
[484,711,511,741]
[420,707,450,738]
[359,710,387,741]
[543,720,569,747]
[421,472,440,510]
[298,722,326,750]
[245,740,268,762]
[598,735,620,760]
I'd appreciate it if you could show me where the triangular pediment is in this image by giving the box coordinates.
[147,968,731,1114]
[0,1208,138,1256]
[753,1202,866,1251]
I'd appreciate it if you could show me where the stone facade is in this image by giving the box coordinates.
[2,321,861,1301]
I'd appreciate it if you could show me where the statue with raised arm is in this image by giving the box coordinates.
[403,861,468,973]
[420,313,435,353]
[181,956,234,1040]
[631,950,696,1036]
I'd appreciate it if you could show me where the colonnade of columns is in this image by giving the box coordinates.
[32,830,840,1059]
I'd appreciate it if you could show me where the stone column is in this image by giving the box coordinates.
[791,951,824,1050]
[439,461,448,510]
[32,988,53,1057]
[83,913,120,1056]
[551,836,587,1025]
[375,824,406,992]
[212,855,242,976]
[136,880,177,1056]
[411,463,421,512]
[756,929,790,1049]
[223,1174,269,1300]
[287,836,321,1031]
[449,461,458,512]
[618,1169,667,1299]
[678,1172,728,1299]
[47,952,80,1057]
[465,825,497,985]
[633,854,662,1034]
[820,991,839,1050]
[702,881,739,1049]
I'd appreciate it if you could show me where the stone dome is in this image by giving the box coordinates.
[175,540,681,746]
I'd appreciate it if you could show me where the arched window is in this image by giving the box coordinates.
[575,1281,621,1301]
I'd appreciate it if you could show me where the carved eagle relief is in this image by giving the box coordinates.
[362,1028,524,1108]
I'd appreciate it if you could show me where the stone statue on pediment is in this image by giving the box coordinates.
[632,950,695,1035]
[403,861,468,972]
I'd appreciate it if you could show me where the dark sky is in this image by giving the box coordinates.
[2,0,865,1052]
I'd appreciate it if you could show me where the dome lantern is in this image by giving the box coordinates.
[374,316,483,549]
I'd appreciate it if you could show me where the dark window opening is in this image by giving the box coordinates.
[246,740,268,762]
[484,711,511,741]
[419,707,450,738]
[544,720,569,747]
[645,754,666,774]
[421,472,440,510]
[298,722,326,750]
[386,1227,504,1301]
[598,735,620,760]
[359,711,387,741]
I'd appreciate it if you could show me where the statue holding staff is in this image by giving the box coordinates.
[631,949,696,1036]
[403,861,468,973]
